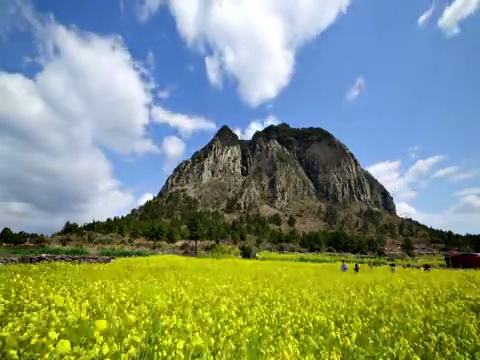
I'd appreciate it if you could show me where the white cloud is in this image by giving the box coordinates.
[0,17,164,233]
[137,192,154,206]
[369,153,480,234]
[233,115,279,140]
[408,146,420,159]
[418,1,435,26]
[367,155,445,202]
[398,193,480,234]
[346,76,366,102]
[136,0,163,22]
[161,135,186,168]
[146,50,155,71]
[451,170,478,181]
[431,166,460,179]
[156,84,177,100]
[163,0,350,106]
[157,88,173,99]
[455,187,480,197]
[205,56,223,88]
[0,5,222,234]
[151,106,217,138]
[405,155,445,179]
[438,0,480,36]
[452,194,480,214]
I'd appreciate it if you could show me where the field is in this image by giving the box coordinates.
[257,252,447,267]
[0,256,479,359]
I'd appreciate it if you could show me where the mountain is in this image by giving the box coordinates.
[158,123,395,218]
[65,123,479,255]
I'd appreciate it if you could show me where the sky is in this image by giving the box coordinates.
[0,0,479,235]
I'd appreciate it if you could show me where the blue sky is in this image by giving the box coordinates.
[0,0,479,234]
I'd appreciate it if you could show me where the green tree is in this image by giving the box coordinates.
[287,215,296,228]
[186,215,204,255]
[268,214,282,226]
[324,205,338,226]
[402,237,415,257]
[61,221,80,235]
[166,227,180,244]
[0,227,13,244]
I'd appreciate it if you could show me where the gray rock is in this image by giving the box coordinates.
[158,124,396,214]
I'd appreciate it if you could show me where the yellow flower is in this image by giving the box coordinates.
[56,339,71,354]
[95,319,108,332]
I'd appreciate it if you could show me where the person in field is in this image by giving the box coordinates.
[341,260,348,272]
[390,263,397,273]
[354,263,360,273]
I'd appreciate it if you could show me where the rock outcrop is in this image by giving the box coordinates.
[157,123,396,215]
[0,254,114,265]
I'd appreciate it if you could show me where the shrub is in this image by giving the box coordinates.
[98,249,155,257]
[240,244,257,259]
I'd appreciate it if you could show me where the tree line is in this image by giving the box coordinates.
[1,191,479,255]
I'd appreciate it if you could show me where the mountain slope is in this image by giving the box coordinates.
[158,123,395,217]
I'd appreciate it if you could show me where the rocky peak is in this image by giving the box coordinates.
[158,123,396,216]
[212,125,239,146]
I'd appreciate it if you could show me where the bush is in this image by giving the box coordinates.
[10,248,89,256]
[98,249,155,257]
[240,244,257,259]
[206,244,239,258]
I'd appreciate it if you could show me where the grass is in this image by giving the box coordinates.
[0,256,478,358]
[97,249,156,257]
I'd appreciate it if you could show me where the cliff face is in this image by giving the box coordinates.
[159,123,396,215]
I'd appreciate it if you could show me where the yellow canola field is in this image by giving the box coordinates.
[0,256,479,359]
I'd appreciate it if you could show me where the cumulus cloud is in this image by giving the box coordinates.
[136,0,163,22]
[0,17,161,232]
[368,152,480,234]
[397,193,480,234]
[418,1,435,26]
[438,0,480,36]
[233,115,279,140]
[367,155,444,202]
[151,106,217,138]
[346,76,366,102]
[137,192,154,206]
[161,0,350,106]
[160,135,186,169]
[0,5,216,233]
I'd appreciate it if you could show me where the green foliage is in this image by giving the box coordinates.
[324,205,338,226]
[402,237,415,257]
[9,247,89,256]
[0,228,46,246]
[239,244,257,259]
[268,213,282,226]
[204,244,239,258]
[361,208,383,226]
[98,249,155,257]
[287,215,296,228]
[60,221,81,235]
